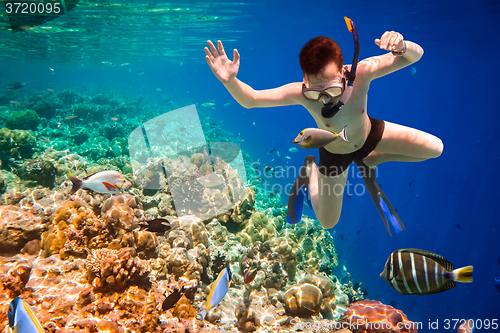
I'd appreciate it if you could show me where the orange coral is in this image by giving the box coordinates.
[101,194,142,231]
[171,296,198,319]
[85,247,151,292]
[42,200,96,257]
[0,205,43,253]
[340,299,418,333]
[42,196,144,259]
[0,258,31,298]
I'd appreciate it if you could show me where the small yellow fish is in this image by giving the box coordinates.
[293,126,349,149]
[111,117,119,121]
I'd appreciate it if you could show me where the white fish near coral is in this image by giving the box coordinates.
[68,171,131,194]
[8,297,44,333]
[197,267,232,320]
[197,172,225,188]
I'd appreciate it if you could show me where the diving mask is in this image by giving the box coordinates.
[302,73,345,105]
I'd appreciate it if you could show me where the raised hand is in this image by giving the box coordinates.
[204,40,240,84]
[374,31,404,52]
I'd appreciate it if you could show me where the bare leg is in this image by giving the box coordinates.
[374,121,443,159]
[306,159,349,229]
[364,152,428,167]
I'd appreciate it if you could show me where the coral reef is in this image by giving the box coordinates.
[85,247,151,292]
[0,205,43,254]
[41,194,147,259]
[155,215,210,281]
[0,128,36,163]
[5,109,40,130]
[0,88,371,333]
[238,211,276,246]
[340,299,418,333]
[101,193,144,231]
[302,274,338,319]
[0,256,32,299]
[14,159,57,188]
[236,290,280,332]
[284,283,323,317]
[0,172,5,194]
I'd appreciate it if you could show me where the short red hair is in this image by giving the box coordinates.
[299,37,343,76]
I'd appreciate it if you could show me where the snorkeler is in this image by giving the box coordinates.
[204,17,443,232]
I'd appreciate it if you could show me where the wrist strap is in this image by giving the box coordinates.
[392,41,407,56]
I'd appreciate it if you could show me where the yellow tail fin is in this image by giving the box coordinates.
[454,265,473,283]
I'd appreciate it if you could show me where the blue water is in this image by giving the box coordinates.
[1,0,499,331]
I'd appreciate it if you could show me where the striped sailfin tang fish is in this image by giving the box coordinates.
[380,248,473,295]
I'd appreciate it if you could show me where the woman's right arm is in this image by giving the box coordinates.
[205,40,303,109]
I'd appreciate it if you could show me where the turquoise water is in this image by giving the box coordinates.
[1,0,499,332]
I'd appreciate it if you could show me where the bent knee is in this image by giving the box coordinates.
[317,210,340,229]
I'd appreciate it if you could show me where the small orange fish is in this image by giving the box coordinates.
[57,122,62,128]
[10,100,21,106]
[65,116,77,120]
[47,89,54,92]
[111,117,118,121]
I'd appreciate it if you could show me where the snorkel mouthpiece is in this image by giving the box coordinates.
[321,102,337,118]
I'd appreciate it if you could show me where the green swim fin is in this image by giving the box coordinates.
[354,159,405,236]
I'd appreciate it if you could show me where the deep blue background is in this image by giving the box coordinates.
[1,0,499,331]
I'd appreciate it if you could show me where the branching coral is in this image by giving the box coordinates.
[85,247,151,292]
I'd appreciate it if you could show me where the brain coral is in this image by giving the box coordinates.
[101,193,144,231]
[284,283,323,317]
[339,299,418,333]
